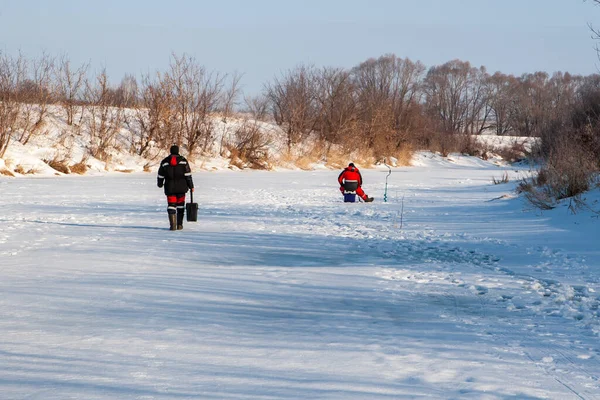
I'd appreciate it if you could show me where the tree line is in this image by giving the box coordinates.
[0,51,599,199]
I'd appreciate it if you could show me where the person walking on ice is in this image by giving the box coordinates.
[338,162,374,203]
[157,144,195,230]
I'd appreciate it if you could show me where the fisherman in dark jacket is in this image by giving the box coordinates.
[157,145,194,230]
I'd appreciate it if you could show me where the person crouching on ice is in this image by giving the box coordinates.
[157,145,194,230]
[338,162,374,202]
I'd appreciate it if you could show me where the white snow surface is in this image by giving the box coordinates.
[1,152,599,399]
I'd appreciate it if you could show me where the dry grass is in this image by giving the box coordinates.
[115,169,134,173]
[225,121,272,170]
[516,178,554,210]
[293,154,316,170]
[0,168,15,176]
[393,144,414,166]
[13,164,39,175]
[278,142,324,170]
[69,161,88,175]
[45,159,70,174]
[492,172,510,185]
[540,143,594,200]
[517,140,594,210]
[323,147,348,169]
[494,140,529,162]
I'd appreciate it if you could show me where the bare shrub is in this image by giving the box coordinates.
[129,75,176,158]
[395,144,414,166]
[492,172,509,185]
[244,94,270,121]
[69,159,88,174]
[0,52,26,158]
[524,188,556,210]
[516,177,554,209]
[220,71,242,123]
[266,65,319,152]
[84,69,124,161]
[44,158,70,174]
[13,164,39,174]
[323,147,348,169]
[226,120,272,169]
[15,53,54,145]
[428,132,462,156]
[279,141,326,170]
[543,145,594,199]
[313,67,357,146]
[519,135,594,209]
[54,55,88,126]
[0,168,14,176]
[494,139,529,162]
[165,53,228,156]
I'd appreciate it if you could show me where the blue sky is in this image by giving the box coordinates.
[1,0,598,96]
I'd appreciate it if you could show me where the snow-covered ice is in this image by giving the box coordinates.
[1,153,599,399]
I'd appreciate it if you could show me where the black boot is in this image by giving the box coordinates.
[168,214,177,231]
[177,209,184,230]
[364,197,374,202]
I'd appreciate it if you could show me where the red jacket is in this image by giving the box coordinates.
[338,165,363,186]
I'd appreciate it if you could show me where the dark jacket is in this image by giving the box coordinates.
[157,154,194,195]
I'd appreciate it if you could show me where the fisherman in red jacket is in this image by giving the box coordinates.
[338,163,374,202]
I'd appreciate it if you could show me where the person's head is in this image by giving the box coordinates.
[170,145,179,155]
[348,162,355,168]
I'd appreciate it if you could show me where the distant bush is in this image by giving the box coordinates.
[14,164,39,175]
[492,172,509,185]
[69,160,88,175]
[494,140,529,162]
[0,168,15,177]
[225,120,272,170]
[520,137,595,209]
[44,156,70,174]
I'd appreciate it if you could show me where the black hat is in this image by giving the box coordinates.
[348,162,355,167]
[170,145,179,155]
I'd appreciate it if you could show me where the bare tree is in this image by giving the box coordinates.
[508,72,556,137]
[0,52,26,157]
[314,66,357,150]
[165,53,227,156]
[352,55,426,156]
[226,118,272,169]
[217,71,242,155]
[126,72,176,157]
[54,55,89,126]
[265,65,319,152]
[16,53,54,144]
[587,0,600,57]
[112,74,139,108]
[486,72,517,135]
[243,94,270,121]
[220,71,242,123]
[84,68,125,160]
[423,59,490,135]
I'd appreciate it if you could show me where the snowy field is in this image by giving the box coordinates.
[1,153,599,399]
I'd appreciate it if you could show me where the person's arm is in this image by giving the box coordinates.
[357,170,363,186]
[157,160,165,188]
[338,170,345,185]
[184,159,194,191]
